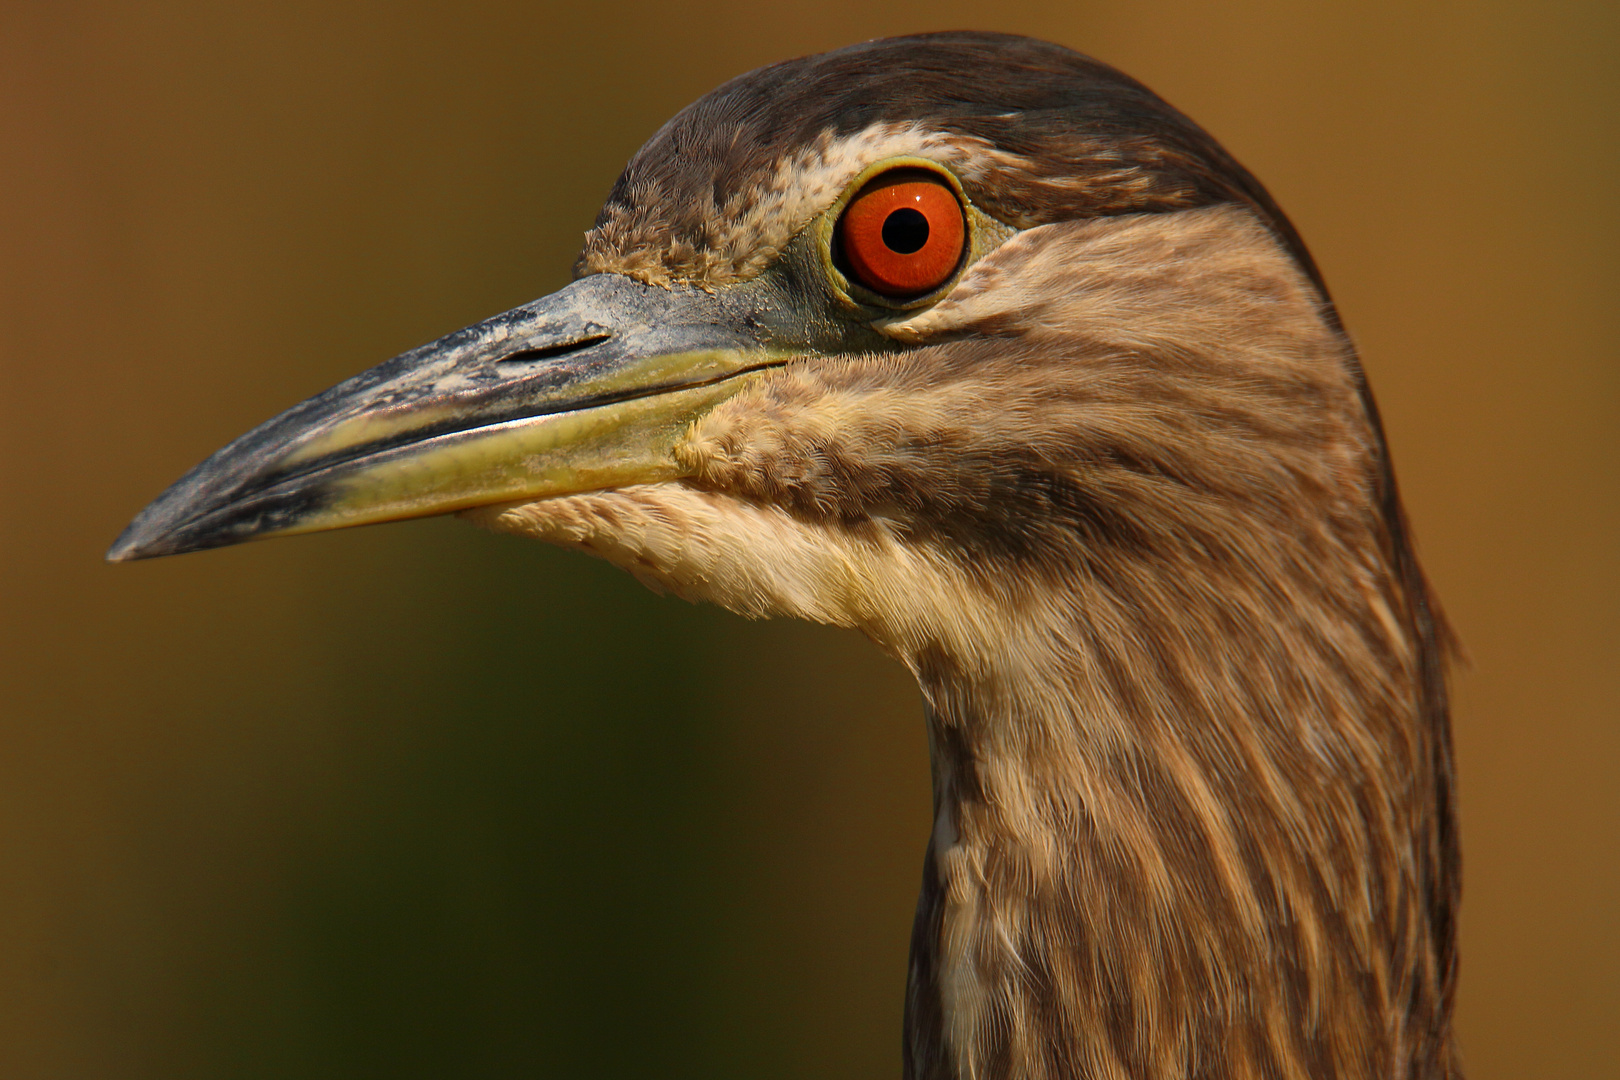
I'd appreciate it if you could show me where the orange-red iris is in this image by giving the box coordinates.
[838,172,966,297]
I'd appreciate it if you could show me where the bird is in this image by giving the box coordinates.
[108,31,1461,1080]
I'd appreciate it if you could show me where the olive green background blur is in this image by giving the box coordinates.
[2,2,1614,1077]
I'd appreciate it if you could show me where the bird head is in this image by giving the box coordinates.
[109,33,1461,1076]
[110,32,1387,675]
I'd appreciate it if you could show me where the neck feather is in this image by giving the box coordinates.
[901,496,1458,1080]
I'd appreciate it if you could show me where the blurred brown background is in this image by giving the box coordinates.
[2,2,1614,1077]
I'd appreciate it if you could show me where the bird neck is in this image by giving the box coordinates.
[901,542,1459,1080]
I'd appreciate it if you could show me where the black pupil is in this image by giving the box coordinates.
[881,207,930,254]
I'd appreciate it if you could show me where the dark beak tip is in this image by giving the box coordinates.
[105,517,166,563]
[105,494,208,563]
[105,521,232,563]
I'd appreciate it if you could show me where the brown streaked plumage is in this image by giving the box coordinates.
[110,31,1461,1080]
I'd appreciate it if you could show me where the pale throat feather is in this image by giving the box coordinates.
[468,206,1449,1080]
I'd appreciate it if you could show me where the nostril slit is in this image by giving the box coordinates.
[496,333,612,365]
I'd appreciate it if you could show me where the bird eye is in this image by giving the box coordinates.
[837,170,966,298]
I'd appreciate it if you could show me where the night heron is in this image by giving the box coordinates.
[110,31,1461,1080]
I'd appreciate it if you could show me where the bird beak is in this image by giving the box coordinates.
[107,273,782,561]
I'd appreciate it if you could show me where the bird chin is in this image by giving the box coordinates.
[458,484,852,622]
[458,482,1019,688]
